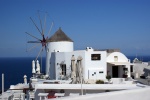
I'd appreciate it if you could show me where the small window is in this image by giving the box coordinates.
[114,56,118,61]
[99,71,103,73]
[61,64,66,75]
[91,54,101,60]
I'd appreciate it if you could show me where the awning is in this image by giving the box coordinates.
[107,62,134,66]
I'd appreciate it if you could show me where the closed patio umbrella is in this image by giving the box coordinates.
[32,60,36,74]
[77,56,83,84]
[71,55,76,83]
[36,60,40,74]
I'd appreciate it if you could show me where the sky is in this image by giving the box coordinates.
[0,0,150,57]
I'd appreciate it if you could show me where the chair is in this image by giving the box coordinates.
[29,91,35,100]
[13,93,25,100]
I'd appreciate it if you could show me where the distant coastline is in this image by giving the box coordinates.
[0,55,150,61]
[127,55,150,62]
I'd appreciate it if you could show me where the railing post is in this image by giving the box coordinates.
[2,73,4,94]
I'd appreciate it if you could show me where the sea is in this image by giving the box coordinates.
[0,56,150,91]
[0,57,46,91]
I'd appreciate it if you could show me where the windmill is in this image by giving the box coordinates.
[26,11,54,73]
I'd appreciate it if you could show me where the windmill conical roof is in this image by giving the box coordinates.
[48,28,73,42]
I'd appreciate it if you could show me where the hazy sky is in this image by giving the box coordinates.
[0,0,150,57]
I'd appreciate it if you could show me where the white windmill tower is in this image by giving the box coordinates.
[46,28,74,79]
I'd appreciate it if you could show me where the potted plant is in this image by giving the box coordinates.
[123,68,128,78]
[106,75,111,83]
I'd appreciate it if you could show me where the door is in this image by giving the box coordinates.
[112,66,119,78]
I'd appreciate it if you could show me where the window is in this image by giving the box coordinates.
[99,71,103,73]
[61,64,66,75]
[114,56,118,61]
[130,65,133,72]
[91,54,101,60]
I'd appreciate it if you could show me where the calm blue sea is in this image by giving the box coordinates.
[0,56,150,90]
[0,57,46,90]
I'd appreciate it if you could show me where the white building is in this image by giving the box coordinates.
[3,28,150,100]
[132,58,150,78]
[46,28,133,82]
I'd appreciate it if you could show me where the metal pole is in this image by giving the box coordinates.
[41,55,42,73]
[81,73,83,95]
[2,73,4,94]
[80,62,83,96]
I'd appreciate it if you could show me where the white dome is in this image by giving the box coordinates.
[107,52,128,62]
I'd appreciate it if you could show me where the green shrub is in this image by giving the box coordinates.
[106,75,111,81]
[96,80,104,84]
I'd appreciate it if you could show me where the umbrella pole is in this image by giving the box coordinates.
[81,73,83,95]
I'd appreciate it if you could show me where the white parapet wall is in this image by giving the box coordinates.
[35,84,139,90]
[56,87,150,100]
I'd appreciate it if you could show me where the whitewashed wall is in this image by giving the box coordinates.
[54,50,107,80]
[54,51,85,80]
[47,42,73,52]
[46,41,73,76]
[84,51,107,80]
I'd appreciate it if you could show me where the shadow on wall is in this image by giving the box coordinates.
[50,53,56,79]
[143,68,150,77]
